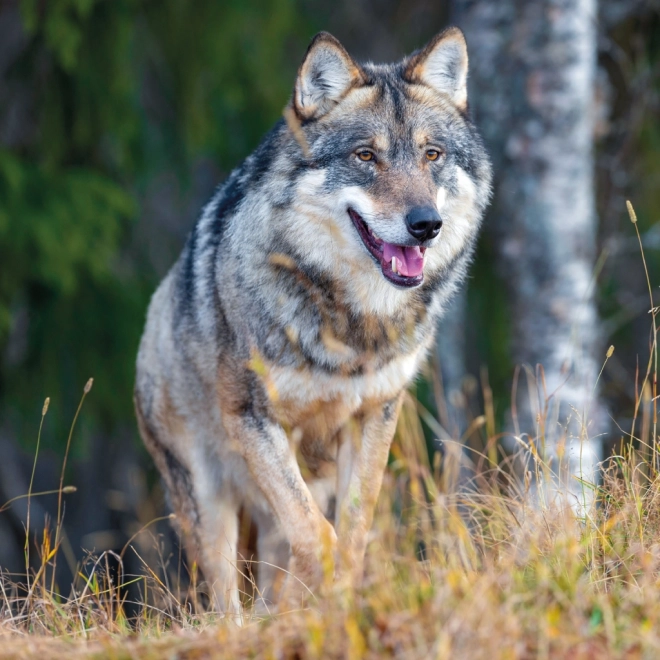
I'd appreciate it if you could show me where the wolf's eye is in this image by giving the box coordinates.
[426,149,442,161]
[357,150,375,162]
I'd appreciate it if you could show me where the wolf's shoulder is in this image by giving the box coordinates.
[165,119,296,337]
[187,117,291,246]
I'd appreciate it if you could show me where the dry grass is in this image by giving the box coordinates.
[1,202,659,659]
[1,392,659,660]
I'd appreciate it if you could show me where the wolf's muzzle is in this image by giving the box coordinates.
[405,206,443,243]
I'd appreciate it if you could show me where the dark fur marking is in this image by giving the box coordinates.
[134,395,201,527]
[382,399,396,423]
[212,285,235,348]
[234,370,270,433]
[325,495,336,522]
[214,173,245,226]
[162,445,201,526]
[178,222,200,317]
[388,83,407,128]
[284,469,311,513]
[246,120,285,187]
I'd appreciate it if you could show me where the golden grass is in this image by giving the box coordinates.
[1,391,659,659]
[1,201,658,659]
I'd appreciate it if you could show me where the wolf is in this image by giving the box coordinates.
[135,26,491,616]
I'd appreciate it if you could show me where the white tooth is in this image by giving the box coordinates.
[373,231,381,241]
[392,257,397,273]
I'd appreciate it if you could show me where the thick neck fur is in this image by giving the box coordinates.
[177,72,490,375]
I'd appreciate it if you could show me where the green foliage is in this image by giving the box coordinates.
[0,1,314,449]
[0,154,133,304]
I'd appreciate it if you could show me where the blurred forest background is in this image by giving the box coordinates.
[0,0,659,586]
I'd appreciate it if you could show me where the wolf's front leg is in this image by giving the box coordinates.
[225,414,337,605]
[335,394,403,585]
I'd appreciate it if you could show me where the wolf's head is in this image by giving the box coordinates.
[275,28,491,311]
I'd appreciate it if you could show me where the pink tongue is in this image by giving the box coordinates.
[382,242,425,277]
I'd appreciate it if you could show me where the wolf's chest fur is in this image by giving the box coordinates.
[263,342,426,433]
[246,269,435,439]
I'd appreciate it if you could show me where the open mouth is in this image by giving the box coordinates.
[348,209,426,288]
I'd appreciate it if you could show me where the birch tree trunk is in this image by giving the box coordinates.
[454,0,604,508]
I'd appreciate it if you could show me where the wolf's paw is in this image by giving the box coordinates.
[279,520,337,608]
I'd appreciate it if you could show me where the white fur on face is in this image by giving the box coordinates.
[287,176,412,314]
[267,167,479,317]
[436,186,447,212]
[424,169,479,274]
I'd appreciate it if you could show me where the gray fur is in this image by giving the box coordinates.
[135,27,492,617]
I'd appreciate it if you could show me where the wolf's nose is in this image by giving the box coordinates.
[405,206,443,242]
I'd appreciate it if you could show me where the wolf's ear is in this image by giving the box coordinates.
[294,32,365,120]
[404,27,468,111]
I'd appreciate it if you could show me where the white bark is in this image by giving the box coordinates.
[455,0,604,509]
